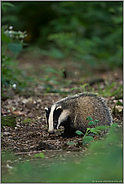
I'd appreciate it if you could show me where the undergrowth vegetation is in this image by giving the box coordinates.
[1,24,29,92]
[76,116,110,146]
[1,2,27,89]
[2,123,122,183]
[2,2,123,96]
[1,3,34,95]
[2,1,123,69]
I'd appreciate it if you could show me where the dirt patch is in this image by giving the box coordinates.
[1,93,123,154]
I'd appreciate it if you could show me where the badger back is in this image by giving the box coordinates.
[74,93,112,129]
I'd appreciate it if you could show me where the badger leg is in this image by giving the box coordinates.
[63,121,87,138]
[63,128,77,138]
[63,119,77,138]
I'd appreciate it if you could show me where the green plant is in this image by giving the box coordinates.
[2,24,27,56]
[76,116,109,145]
[98,81,123,98]
[70,83,95,93]
[1,133,3,138]
[70,81,123,99]
[22,118,34,124]
[67,141,77,146]
[1,3,30,91]
[2,25,27,87]
[44,67,63,77]
[53,2,122,68]
[2,2,122,69]
[34,153,45,159]
[41,2,122,68]
[1,123,122,183]
[1,115,16,128]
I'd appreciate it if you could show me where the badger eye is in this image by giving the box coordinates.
[53,107,63,129]
[55,107,63,117]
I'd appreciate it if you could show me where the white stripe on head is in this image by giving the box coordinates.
[57,109,70,129]
[48,104,56,131]
[56,106,62,111]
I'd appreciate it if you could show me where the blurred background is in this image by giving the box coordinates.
[2,1,123,67]
[2,1,123,93]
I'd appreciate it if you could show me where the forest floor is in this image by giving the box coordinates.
[1,51,123,176]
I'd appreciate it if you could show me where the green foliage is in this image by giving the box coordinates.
[1,151,14,163]
[34,153,45,159]
[70,81,123,99]
[98,81,123,98]
[116,100,123,106]
[46,2,122,68]
[2,123,122,183]
[1,115,16,128]
[2,27,26,88]
[39,68,70,94]
[75,130,84,136]
[76,117,109,146]
[67,141,77,146]
[2,25,27,55]
[88,121,95,125]
[59,2,122,68]
[1,3,29,91]
[22,118,34,124]
[86,116,93,121]
[70,83,95,93]
[2,55,25,88]
[1,2,14,12]
[2,2,122,69]
[41,48,65,59]
[83,136,94,145]
[8,42,23,55]
[44,67,63,77]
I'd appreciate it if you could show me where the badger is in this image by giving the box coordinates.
[45,93,112,137]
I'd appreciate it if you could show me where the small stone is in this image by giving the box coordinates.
[112,105,123,114]
[3,132,11,135]
[7,164,13,169]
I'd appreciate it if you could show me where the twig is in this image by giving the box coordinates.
[14,150,63,155]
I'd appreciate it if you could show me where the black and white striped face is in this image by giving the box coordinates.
[45,104,70,133]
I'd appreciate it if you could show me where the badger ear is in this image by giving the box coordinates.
[56,106,62,111]
[45,107,49,112]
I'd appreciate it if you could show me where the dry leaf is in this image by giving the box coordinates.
[1,109,8,115]
[10,107,26,116]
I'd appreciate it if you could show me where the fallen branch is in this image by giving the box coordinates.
[13,150,63,155]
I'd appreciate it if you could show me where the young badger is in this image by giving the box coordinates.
[45,93,112,137]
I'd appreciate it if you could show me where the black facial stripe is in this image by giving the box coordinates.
[45,107,51,125]
[53,107,63,129]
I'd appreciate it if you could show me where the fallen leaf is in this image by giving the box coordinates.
[1,109,8,115]
[22,97,33,104]
[10,107,26,116]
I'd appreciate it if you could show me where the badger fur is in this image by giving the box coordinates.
[45,93,112,137]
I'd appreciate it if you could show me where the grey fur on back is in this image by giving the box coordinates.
[55,92,112,131]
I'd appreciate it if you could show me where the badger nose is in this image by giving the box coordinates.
[48,130,54,134]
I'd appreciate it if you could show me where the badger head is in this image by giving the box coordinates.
[45,104,70,133]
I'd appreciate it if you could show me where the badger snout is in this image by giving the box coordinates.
[48,129,55,134]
